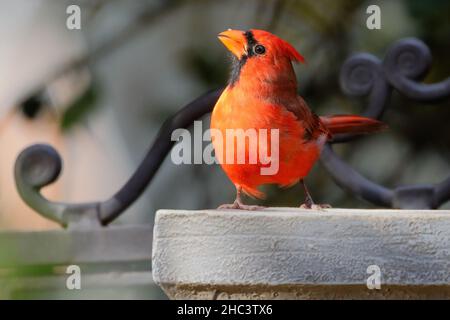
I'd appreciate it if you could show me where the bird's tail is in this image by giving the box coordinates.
[320,115,387,136]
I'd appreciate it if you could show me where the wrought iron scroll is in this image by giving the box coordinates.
[14,89,222,228]
[321,38,450,209]
[14,38,450,228]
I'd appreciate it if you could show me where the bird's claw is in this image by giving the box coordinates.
[218,202,265,211]
[300,203,331,211]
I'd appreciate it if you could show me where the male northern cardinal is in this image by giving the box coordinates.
[211,29,385,209]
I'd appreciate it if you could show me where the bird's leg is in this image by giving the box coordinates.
[300,179,314,208]
[299,179,331,210]
[218,185,265,210]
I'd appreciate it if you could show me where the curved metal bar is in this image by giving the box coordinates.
[99,88,223,224]
[15,144,67,224]
[332,53,390,143]
[14,144,102,228]
[321,38,450,209]
[339,53,390,119]
[435,177,450,206]
[321,145,394,207]
[14,88,223,227]
[383,38,450,101]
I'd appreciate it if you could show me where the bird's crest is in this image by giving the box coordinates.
[277,37,305,64]
[250,29,305,64]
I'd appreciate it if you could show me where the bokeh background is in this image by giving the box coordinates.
[0,0,448,298]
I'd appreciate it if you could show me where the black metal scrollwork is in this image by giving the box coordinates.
[14,38,449,228]
[14,90,222,228]
[322,38,450,209]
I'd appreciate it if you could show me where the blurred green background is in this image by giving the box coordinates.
[0,0,449,299]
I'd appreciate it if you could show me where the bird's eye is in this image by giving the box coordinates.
[254,44,266,55]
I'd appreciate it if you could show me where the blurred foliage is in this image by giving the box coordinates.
[181,45,229,88]
[405,0,450,83]
[60,83,99,130]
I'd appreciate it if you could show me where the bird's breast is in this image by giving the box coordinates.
[210,87,321,185]
[211,87,300,132]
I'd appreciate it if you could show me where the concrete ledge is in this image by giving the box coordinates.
[152,208,450,299]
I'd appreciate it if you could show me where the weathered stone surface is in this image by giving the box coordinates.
[152,208,450,299]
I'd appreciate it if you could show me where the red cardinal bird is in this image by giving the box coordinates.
[211,29,385,209]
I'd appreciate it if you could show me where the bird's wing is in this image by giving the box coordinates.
[281,95,330,140]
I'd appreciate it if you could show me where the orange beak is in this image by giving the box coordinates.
[218,29,246,58]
